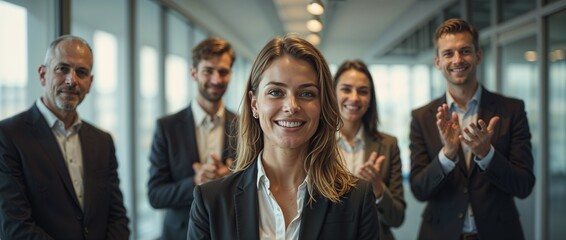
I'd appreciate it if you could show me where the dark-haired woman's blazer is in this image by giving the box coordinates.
[363,132,406,240]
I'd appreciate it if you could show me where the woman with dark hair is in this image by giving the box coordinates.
[187,36,379,239]
[334,59,406,240]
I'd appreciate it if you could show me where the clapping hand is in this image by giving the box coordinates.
[357,151,386,198]
[193,153,234,185]
[460,117,500,159]
[436,103,461,160]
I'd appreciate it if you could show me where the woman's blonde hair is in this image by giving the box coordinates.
[235,35,357,203]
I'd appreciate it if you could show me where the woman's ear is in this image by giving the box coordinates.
[249,90,257,115]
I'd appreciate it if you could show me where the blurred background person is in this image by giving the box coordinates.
[0,35,130,239]
[147,37,237,240]
[334,59,406,240]
[409,18,535,240]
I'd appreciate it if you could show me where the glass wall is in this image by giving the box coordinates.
[547,9,566,239]
[71,0,132,229]
[371,65,431,176]
[501,0,536,22]
[500,31,538,240]
[479,43,497,91]
[0,0,56,120]
[135,0,163,239]
[165,11,191,114]
[470,0,491,31]
[0,1,27,119]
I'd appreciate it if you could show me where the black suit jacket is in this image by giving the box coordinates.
[0,104,130,240]
[147,104,237,240]
[188,160,380,240]
[409,87,535,240]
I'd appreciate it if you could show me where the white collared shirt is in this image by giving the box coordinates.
[191,100,225,164]
[36,98,85,209]
[337,126,366,174]
[257,152,307,240]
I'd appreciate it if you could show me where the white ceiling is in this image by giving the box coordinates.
[176,0,456,64]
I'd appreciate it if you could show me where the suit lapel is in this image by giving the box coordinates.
[178,106,198,172]
[478,88,499,146]
[467,88,498,176]
[79,123,96,215]
[235,163,260,240]
[363,132,379,163]
[299,194,329,240]
[27,105,82,209]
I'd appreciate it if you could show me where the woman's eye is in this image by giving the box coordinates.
[299,91,316,98]
[268,89,283,96]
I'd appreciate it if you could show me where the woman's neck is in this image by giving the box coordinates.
[261,147,307,188]
[340,120,362,142]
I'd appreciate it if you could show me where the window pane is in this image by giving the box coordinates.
[0,0,55,120]
[0,1,27,119]
[370,64,431,177]
[136,1,163,238]
[165,54,188,113]
[501,0,536,22]
[223,56,251,112]
[165,12,190,114]
[71,0,132,235]
[470,0,491,31]
[500,33,538,240]
[547,9,566,239]
[479,42,496,91]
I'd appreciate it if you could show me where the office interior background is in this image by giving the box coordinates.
[0,0,565,239]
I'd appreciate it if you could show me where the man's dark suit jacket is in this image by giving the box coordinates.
[147,104,237,240]
[0,104,130,240]
[409,87,535,240]
[188,160,380,240]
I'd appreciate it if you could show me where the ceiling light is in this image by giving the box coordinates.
[306,33,321,46]
[307,0,325,15]
[550,49,564,62]
[306,16,323,33]
[524,51,537,62]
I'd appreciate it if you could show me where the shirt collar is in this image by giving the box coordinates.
[446,85,482,111]
[336,125,365,146]
[36,98,82,131]
[257,151,268,189]
[191,99,225,126]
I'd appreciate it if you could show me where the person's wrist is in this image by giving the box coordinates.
[444,148,457,160]
[373,181,384,198]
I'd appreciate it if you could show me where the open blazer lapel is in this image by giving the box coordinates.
[235,161,260,240]
[28,105,82,209]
